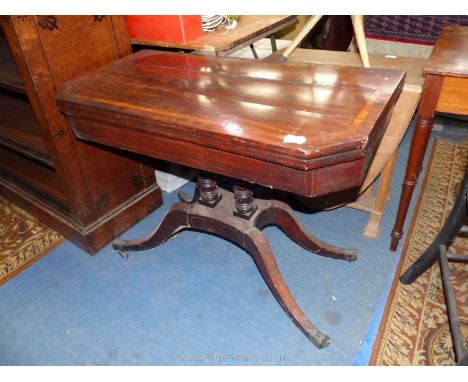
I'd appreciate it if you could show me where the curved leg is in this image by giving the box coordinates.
[166,208,331,348]
[400,172,468,284]
[255,200,357,262]
[112,203,188,254]
[244,227,331,348]
[110,185,338,348]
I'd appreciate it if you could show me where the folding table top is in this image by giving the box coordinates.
[57,51,405,197]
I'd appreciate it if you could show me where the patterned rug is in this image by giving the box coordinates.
[370,138,468,365]
[364,16,468,45]
[0,196,64,286]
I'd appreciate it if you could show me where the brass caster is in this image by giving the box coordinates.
[118,250,129,260]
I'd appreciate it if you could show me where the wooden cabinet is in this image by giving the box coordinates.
[0,16,162,254]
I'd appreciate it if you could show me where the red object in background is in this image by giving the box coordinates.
[126,16,203,43]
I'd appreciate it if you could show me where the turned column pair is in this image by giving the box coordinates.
[180,173,256,219]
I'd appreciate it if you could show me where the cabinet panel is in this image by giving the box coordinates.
[33,16,121,87]
[0,146,69,212]
[0,16,162,254]
[437,76,468,115]
[74,139,154,217]
[0,90,51,166]
[0,31,25,94]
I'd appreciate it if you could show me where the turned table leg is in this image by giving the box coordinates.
[112,176,358,348]
[390,75,443,251]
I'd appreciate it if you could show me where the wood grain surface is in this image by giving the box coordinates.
[424,25,468,77]
[131,15,297,53]
[274,48,425,92]
[58,50,404,198]
[0,16,163,254]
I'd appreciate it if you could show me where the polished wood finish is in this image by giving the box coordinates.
[0,90,51,165]
[0,33,24,94]
[131,15,297,56]
[268,48,426,91]
[437,77,468,115]
[56,50,403,345]
[424,25,468,77]
[58,50,405,198]
[113,184,357,348]
[391,25,468,251]
[0,16,162,254]
[269,48,423,239]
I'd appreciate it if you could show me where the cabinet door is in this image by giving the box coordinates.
[0,23,69,214]
[3,16,157,227]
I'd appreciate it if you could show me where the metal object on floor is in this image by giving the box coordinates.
[400,166,468,365]
[439,244,468,366]
[270,34,277,52]
[249,43,259,59]
[400,168,468,284]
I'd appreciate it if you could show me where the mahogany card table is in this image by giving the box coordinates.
[57,51,405,348]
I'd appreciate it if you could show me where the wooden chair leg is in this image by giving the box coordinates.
[362,149,399,239]
[390,76,443,251]
[280,15,323,60]
[351,15,370,68]
[360,183,375,203]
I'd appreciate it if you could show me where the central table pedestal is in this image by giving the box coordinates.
[113,175,357,348]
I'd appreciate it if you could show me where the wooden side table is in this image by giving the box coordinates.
[130,15,297,57]
[390,25,468,251]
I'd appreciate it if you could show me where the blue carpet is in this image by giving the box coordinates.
[1,118,466,365]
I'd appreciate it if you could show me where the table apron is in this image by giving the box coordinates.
[68,117,367,198]
[437,76,468,115]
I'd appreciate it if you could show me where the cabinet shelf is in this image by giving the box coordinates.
[0,91,53,167]
[0,145,68,212]
[0,16,163,254]
[0,35,26,94]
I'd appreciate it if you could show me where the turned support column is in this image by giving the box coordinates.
[390,75,443,251]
